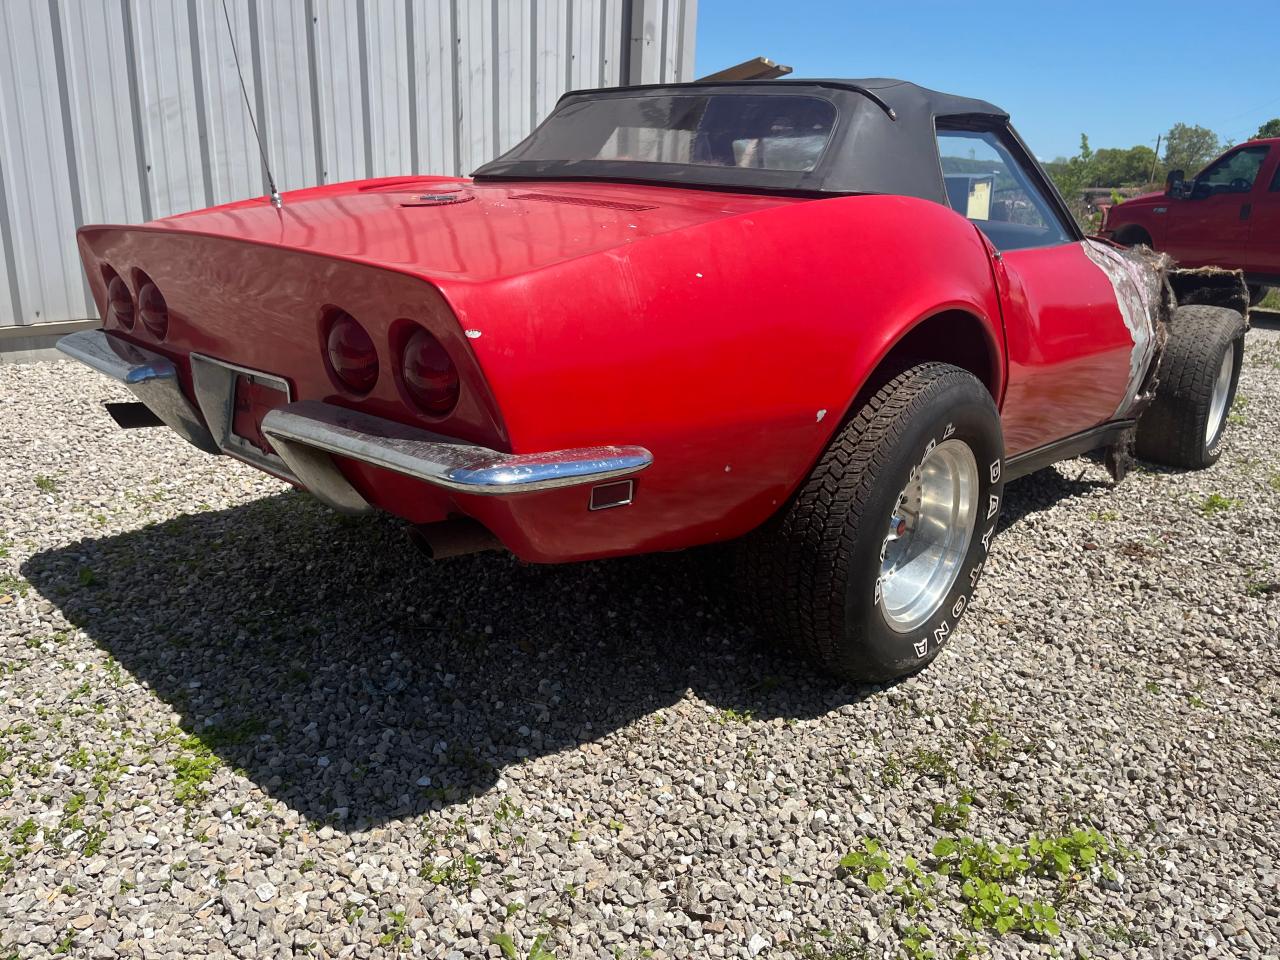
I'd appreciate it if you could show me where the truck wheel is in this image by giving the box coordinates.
[1135,305,1245,469]
[740,363,1004,682]
[1114,226,1153,248]
[1248,284,1268,307]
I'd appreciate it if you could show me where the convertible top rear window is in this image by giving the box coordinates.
[474,79,1041,207]
[496,94,837,173]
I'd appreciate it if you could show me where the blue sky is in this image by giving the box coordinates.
[694,0,1280,160]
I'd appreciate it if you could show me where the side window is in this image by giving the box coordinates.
[1193,146,1268,197]
[1272,161,1280,192]
[935,128,1073,251]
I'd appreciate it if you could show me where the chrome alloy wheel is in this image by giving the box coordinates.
[879,439,979,633]
[1205,347,1235,446]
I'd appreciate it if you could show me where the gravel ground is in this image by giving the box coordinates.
[2,321,1278,960]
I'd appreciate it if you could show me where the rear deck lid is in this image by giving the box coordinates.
[149,177,805,284]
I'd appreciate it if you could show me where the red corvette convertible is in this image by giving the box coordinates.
[59,78,1247,681]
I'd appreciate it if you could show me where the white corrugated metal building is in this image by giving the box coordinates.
[0,0,697,356]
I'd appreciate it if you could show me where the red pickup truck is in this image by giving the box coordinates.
[1103,137,1279,305]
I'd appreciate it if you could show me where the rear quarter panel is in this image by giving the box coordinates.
[444,194,1006,556]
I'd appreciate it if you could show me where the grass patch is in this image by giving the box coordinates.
[0,574,30,600]
[1199,493,1240,516]
[1246,578,1280,597]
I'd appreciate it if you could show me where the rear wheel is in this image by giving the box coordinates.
[740,363,1004,682]
[1135,305,1245,469]
[1248,284,1268,307]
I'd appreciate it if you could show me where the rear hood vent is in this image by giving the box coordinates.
[510,192,657,212]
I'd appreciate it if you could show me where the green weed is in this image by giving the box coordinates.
[932,792,974,831]
[907,747,955,783]
[932,827,1126,939]
[794,932,869,959]
[378,909,410,949]
[836,826,1128,953]
[0,574,29,599]
[838,837,894,892]
[422,852,482,892]
[1199,493,1240,516]
[490,932,557,960]
[713,706,755,724]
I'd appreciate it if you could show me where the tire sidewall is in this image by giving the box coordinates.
[841,381,1004,679]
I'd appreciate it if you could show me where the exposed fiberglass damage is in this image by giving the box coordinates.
[1082,238,1250,480]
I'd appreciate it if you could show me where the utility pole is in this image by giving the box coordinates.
[1149,134,1163,184]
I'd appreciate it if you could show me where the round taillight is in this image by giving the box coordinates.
[325,312,378,394]
[107,275,135,329]
[138,282,169,339]
[401,328,459,414]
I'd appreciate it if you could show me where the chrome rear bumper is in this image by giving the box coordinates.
[57,330,653,514]
[261,400,652,502]
[56,330,220,454]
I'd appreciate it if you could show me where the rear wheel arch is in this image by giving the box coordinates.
[839,309,1004,430]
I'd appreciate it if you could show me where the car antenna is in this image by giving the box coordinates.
[219,0,282,209]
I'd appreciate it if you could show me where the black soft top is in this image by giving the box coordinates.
[472,78,1012,203]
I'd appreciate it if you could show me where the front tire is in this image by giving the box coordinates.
[741,364,1005,682]
[1135,305,1245,469]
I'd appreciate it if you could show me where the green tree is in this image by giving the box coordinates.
[1162,123,1220,175]
[1042,134,1096,230]
[1089,145,1158,186]
[1254,118,1280,140]
[1045,133,1094,197]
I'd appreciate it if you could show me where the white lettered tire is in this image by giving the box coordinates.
[740,363,1004,682]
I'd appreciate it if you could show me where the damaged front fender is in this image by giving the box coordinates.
[1081,239,1249,480]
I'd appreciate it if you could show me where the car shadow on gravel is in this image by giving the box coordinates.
[23,468,1096,827]
[997,465,1112,531]
[21,492,877,826]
